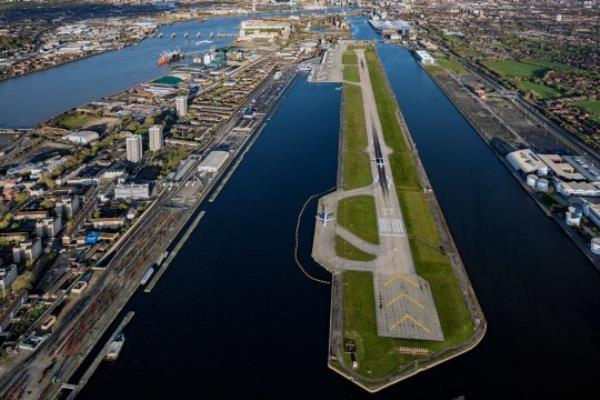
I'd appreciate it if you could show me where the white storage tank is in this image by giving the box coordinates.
[536,178,549,192]
[591,237,600,255]
[537,165,549,176]
[526,174,538,188]
[565,206,582,227]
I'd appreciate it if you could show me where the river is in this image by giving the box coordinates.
[0,8,344,128]
[5,13,600,399]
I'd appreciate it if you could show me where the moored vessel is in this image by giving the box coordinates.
[105,333,125,361]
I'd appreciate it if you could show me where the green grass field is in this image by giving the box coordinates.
[337,195,379,245]
[427,57,466,75]
[483,59,548,79]
[335,236,376,261]
[344,65,360,82]
[524,59,572,71]
[53,112,97,130]
[516,80,561,99]
[338,48,474,371]
[342,50,358,65]
[342,84,372,189]
[574,100,600,124]
[343,271,409,377]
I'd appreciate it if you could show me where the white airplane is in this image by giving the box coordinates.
[316,206,335,227]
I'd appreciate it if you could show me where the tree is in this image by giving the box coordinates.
[14,192,28,203]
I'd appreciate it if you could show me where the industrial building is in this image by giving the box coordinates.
[167,155,202,182]
[62,130,100,145]
[506,149,546,174]
[114,183,150,200]
[149,125,163,151]
[538,154,585,181]
[239,20,291,41]
[197,150,229,173]
[415,50,435,65]
[562,155,600,182]
[126,134,143,163]
[554,180,600,197]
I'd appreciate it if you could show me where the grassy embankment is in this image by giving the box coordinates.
[335,237,376,262]
[53,112,98,130]
[335,49,377,261]
[425,55,466,75]
[340,48,475,379]
[342,50,360,83]
[574,100,600,124]
[337,195,379,245]
[482,59,562,99]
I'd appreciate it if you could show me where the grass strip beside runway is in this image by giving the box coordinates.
[337,195,379,245]
[364,47,473,350]
[335,236,376,261]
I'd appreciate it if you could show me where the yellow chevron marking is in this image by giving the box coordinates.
[384,273,418,288]
[386,293,425,309]
[389,314,431,334]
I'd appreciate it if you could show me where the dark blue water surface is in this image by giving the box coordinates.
[78,77,349,399]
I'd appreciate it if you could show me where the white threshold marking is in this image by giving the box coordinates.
[379,218,404,234]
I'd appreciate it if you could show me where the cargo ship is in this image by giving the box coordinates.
[158,49,185,65]
[105,333,125,361]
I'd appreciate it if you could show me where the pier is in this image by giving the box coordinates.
[62,311,135,399]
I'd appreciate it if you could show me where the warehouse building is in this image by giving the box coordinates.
[197,151,229,173]
[62,131,100,145]
[114,183,150,200]
[554,180,600,197]
[415,50,435,65]
[538,154,585,181]
[506,149,546,174]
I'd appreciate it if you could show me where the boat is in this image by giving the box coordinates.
[158,32,163,38]
[170,32,176,38]
[209,32,214,38]
[184,32,189,38]
[196,32,201,38]
[140,267,154,285]
[105,333,125,361]
[157,48,185,65]
[156,251,169,266]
